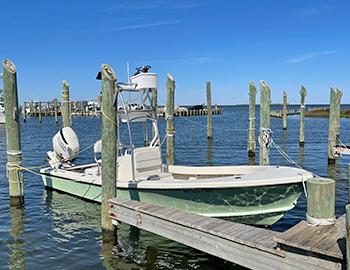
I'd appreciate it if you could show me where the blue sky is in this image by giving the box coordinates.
[1,0,349,105]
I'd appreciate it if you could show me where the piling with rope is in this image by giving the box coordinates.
[206,81,213,139]
[306,177,335,226]
[61,80,70,128]
[282,91,287,130]
[259,80,271,166]
[54,98,58,124]
[166,74,175,166]
[328,88,342,164]
[101,64,118,243]
[2,59,24,206]
[299,86,307,146]
[248,81,256,157]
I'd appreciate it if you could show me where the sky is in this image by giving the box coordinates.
[0,0,349,105]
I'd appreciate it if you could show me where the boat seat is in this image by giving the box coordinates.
[134,146,162,178]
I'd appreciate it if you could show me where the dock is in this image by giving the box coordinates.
[109,198,344,270]
[271,107,350,118]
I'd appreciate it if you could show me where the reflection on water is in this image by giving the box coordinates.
[207,139,213,166]
[1,107,350,269]
[8,206,26,270]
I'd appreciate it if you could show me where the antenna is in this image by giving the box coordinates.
[127,61,130,82]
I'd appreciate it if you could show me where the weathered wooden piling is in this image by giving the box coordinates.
[335,89,343,142]
[61,80,70,128]
[2,59,24,206]
[53,98,58,124]
[259,81,271,166]
[101,64,117,242]
[248,81,256,157]
[282,91,287,130]
[328,88,342,164]
[306,177,335,225]
[166,74,175,166]
[38,102,42,123]
[206,81,213,139]
[299,86,307,146]
[152,86,157,137]
[22,102,26,123]
[29,100,34,117]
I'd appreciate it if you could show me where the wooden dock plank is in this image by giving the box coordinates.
[275,215,345,260]
[109,198,342,270]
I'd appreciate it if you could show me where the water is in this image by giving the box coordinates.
[1,106,350,269]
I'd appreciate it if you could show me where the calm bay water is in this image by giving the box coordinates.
[1,105,350,269]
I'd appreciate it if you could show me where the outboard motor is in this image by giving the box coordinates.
[47,127,80,168]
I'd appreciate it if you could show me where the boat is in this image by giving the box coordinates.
[336,144,350,156]
[39,66,313,226]
[0,88,5,124]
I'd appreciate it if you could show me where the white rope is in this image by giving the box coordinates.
[306,213,335,226]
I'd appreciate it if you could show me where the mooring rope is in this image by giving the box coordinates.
[306,213,336,226]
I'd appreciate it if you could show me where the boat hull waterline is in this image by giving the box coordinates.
[41,172,303,226]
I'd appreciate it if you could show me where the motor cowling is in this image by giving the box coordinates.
[52,127,80,161]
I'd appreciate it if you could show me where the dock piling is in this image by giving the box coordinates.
[53,98,58,124]
[61,80,70,128]
[299,86,307,146]
[101,64,118,243]
[248,81,256,157]
[282,91,287,130]
[22,102,26,123]
[206,81,212,139]
[328,88,342,164]
[306,177,335,225]
[335,89,343,142]
[259,81,271,166]
[151,84,157,137]
[166,74,175,166]
[2,59,24,206]
[38,101,42,123]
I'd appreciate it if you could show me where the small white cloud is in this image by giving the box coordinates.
[107,20,182,31]
[296,5,334,17]
[288,51,335,64]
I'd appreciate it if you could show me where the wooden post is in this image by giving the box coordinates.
[248,81,256,157]
[282,91,287,130]
[335,89,343,142]
[299,86,307,146]
[61,80,70,128]
[29,100,33,117]
[101,64,117,242]
[38,101,42,123]
[166,74,175,166]
[306,177,335,225]
[259,81,271,166]
[206,81,213,139]
[328,88,341,164]
[152,86,157,137]
[54,98,58,124]
[22,102,26,123]
[346,204,350,270]
[2,59,24,206]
